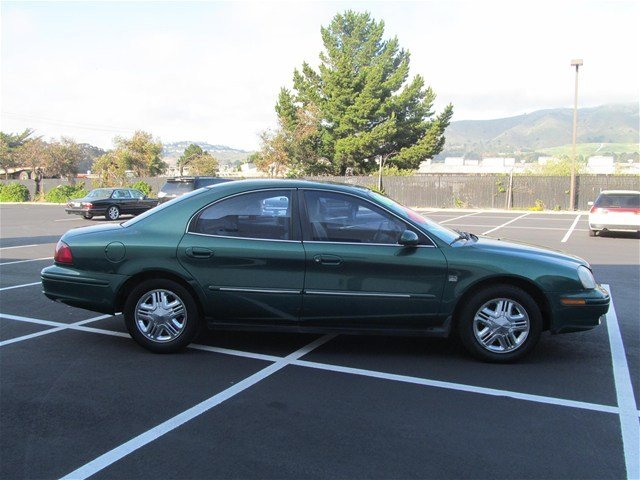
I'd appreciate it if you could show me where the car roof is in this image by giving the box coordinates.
[204,178,373,195]
[597,190,640,195]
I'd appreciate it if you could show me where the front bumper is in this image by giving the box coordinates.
[41,265,127,314]
[65,207,106,216]
[548,284,610,333]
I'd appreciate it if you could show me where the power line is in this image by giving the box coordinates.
[1,112,137,134]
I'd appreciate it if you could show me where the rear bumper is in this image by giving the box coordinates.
[589,223,639,232]
[548,285,610,333]
[41,265,127,314]
[589,214,640,231]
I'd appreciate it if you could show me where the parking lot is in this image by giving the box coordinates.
[1,203,638,479]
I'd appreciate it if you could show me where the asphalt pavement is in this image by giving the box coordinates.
[0,204,637,479]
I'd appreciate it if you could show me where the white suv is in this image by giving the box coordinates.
[588,190,640,236]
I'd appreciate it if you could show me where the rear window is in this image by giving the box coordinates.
[160,181,194,195]
[595,194,640,208]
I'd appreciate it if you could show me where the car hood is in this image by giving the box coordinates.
[62,223,124,241]
[468,236,589,268]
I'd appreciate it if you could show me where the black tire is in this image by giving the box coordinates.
[123,279,200,353]
[83,213,93,220]
[457,284,542,363]
[106,205,120,220]
[588,229,596,237]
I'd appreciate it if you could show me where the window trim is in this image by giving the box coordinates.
[299,188,437,248]
[185,188,301,243]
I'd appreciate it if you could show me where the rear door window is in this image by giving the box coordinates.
[190,190,294,241]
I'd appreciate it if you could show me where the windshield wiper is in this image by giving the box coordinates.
[450,230,477,245]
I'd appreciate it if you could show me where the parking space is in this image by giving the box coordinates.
[0,204,638,479]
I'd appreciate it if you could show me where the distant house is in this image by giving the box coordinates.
[587,156,614,174]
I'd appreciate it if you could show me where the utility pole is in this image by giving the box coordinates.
[569,59,583,211]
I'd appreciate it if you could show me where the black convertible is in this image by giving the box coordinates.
[65,188,159,220]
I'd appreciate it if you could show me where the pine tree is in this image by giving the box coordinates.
[270,11,453,175]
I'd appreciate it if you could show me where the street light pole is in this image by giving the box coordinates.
[569,58,583,211]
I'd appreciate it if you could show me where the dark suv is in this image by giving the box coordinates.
[157,177,233,204]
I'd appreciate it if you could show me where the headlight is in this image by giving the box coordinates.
[577,265,596,289]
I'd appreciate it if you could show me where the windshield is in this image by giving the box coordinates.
[122,187,206,227]
[86,189,113,199]
[369,191,460,244]
[160,181,194,196]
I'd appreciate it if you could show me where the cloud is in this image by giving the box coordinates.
[1,1,638,150]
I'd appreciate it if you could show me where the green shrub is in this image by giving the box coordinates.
[129,180,152,196]
[45,183,89,203]
[381,165,415,176]
[528,199,545,211]
[0,183,30,202]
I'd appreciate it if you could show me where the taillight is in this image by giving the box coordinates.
[54,240,73,265]
[81,202,93,209]
[591,207,608,214]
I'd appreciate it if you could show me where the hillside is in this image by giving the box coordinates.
[443,103,639,155]
[162,141,253,167]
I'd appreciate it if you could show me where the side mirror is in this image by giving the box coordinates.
[587,201,594,206]
[399,230,419,246]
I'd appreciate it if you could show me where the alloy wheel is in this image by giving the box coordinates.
[472,298,530,353]
[135,289,187,343]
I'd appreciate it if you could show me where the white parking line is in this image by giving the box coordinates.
[293,359,622,414]
[60,334,335,480]
[602,284,639,480]
[54,218,83,222]
[2,311,636,420]
[0,257,52,266]
[0,244,38,250]
[0,312,284,362]
[0,281,41,292]
[561,214,581,243]
[0,314,112,347]
[439,212,481,224]
[453,224,588,232]
[482,212,530,235]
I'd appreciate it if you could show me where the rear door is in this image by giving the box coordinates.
[113,189,135,214]
[300,189,448,330]
[177,189,304,326]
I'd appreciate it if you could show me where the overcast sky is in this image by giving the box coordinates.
[1,0,638,151]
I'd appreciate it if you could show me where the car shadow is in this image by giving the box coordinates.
[595,230,640,239]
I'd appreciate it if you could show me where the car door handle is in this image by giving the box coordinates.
[313,254,343,266]
[186,247,213,259]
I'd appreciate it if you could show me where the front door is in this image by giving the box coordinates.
[300,189,448,330]
[178,189,304,326]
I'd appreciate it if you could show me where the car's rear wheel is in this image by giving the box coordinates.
[457,285,542,362]
[588,229,597,237]
[106,205,120,220]
[124,279,200,353]
[83,212,93,219]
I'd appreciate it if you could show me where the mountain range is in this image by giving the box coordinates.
[442,103,639,156]
[162,141,252,166]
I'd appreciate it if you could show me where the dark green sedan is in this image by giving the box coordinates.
[41,180,610,362]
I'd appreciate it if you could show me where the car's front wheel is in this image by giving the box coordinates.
[106,205,120,220]
[457,285,542,362]
[123,279,200,353]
